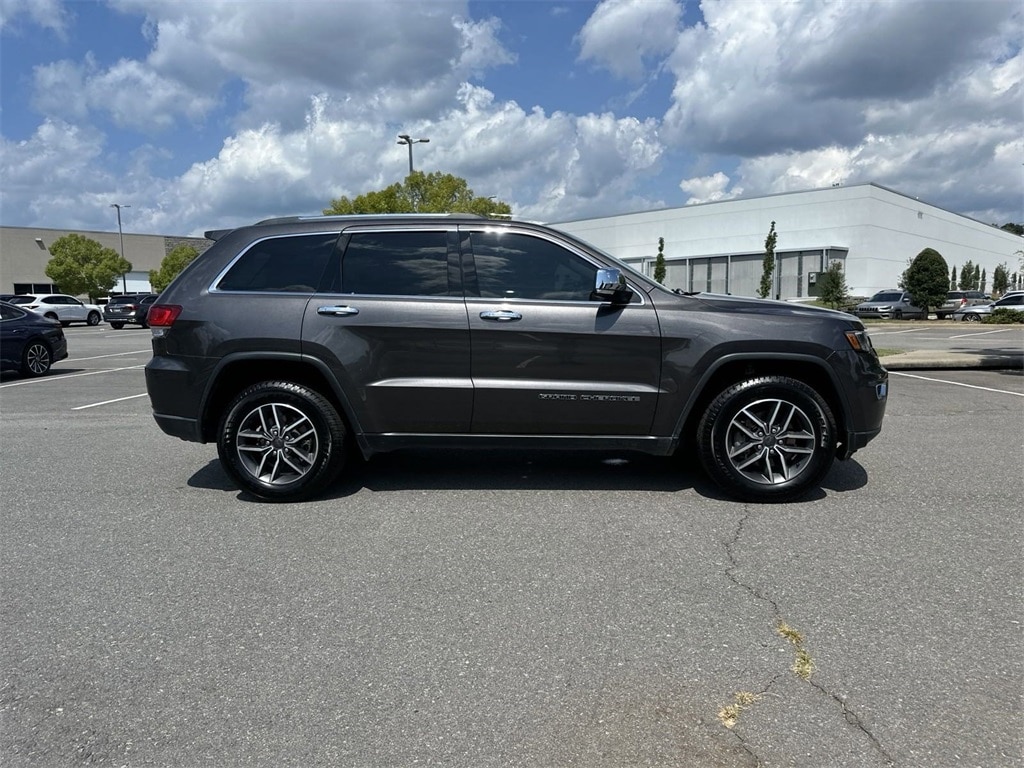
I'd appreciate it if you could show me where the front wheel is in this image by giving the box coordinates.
[87,311,101,326]
[697,376,837,503]
[217,381,348,501]
[893,310,903,320]
[965,313,982,322]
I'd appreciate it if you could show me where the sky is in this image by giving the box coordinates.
[0,0,1021,238]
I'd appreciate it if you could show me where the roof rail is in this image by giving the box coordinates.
[253,212,487,226]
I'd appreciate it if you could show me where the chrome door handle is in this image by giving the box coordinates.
[479,310,522,322]
[317,305,360,317]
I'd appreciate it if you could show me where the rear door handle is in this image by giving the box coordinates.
[479,310,522,322]
[317,305,360,317]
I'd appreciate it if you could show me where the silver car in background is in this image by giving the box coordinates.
[854,290,926,320]
[952,293,1024,321]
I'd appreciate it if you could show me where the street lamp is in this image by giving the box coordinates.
[397,134,429,173]
[110,203,130,294]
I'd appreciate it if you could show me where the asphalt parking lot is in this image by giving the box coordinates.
[1,323,1022,767]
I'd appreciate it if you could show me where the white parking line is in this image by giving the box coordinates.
[890,371,1024,397]
[70,350,151,362]
[949,328,1021,340]
[73,393,149,410]
[866,328,920,336]
[0,365,145,388]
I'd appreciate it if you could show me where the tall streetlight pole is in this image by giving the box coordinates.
[110,203,131,294]
[397,134,429,174]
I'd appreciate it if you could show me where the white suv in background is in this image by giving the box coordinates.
[6,293,104,326]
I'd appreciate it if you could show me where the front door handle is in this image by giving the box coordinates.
[479,310,522,322]
[317,305,360,317]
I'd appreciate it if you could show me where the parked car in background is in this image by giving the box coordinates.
[6,293,103,326]
[103,293,159,329]
[854,290,926,320]
[935,290,990,319]
[0,300,68,376]
[952,292,1024,321]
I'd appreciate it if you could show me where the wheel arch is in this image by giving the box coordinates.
[674,354,847,450]
[198,353,363,450]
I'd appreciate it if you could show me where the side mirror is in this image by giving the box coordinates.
[591,268,634,305]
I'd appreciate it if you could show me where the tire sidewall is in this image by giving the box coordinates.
[698,377,836,502]
[217,381,346,501]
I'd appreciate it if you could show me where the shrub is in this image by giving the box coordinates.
[984,308,1024,324]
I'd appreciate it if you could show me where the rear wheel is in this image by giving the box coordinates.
[697,376,837,503]
[217,381,347,502]
[110,322,124,329]
[21,339,52,377]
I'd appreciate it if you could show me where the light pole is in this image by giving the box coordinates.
[397,134,429,174]
[110,203,130,294]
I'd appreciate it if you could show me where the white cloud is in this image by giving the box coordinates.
[577,0,681,80]
[679,171,738,204]
[32,55,218,131]
[0,0,68,35]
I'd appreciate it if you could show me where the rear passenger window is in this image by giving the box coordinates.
[217,233,338,292]
[341,231,451,296]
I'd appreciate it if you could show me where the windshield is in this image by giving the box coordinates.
[108,296,139,305]
[869,292,903,302]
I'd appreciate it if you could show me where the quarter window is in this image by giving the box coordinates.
[217,234,338,292]
[341,231,451,296]
[469,232,598,302]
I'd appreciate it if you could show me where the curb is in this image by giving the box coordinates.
[881,351,1024,370]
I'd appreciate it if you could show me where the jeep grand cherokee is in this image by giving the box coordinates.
[144,214,888,503]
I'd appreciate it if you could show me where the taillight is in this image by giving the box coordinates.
[959,298,967,307]
[147,304,182,328]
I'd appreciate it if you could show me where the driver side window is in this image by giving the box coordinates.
[469,232,597,302]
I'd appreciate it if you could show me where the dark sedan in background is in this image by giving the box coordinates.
[0,300,68,376]
[103,293,159,329]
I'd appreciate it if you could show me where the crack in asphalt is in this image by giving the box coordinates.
[720,510,896,767]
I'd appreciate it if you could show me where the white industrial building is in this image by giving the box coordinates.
[553,183,1022,300]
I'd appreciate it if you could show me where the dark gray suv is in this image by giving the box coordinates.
[145,214,888,503]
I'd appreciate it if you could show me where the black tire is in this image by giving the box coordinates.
[110,322,124,329]
[87,311,101,326]
[21,339,52,377]
[697,376,837,503]
[217,381,347,501]
[965,313,981,322]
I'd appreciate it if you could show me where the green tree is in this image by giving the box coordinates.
[45,233,131,300]
[979,268,987,294]
[999,223,1023,236]
[992,263,1009,295]
[150,245,199,292]
[324,171,512,217]
[757,221,777,299]
[653,237,666,284]
[958,260,976,290]
[901,248,949,318]
[817,260,848,309]
[950,265,957,290]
